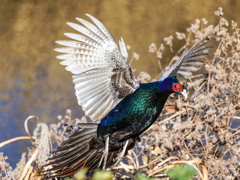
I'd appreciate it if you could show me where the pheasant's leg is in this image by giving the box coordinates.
[114,140,129,166]
[103,136,109,170]
[98,136,109,170]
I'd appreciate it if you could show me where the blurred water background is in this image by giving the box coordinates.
[0,0,240,167]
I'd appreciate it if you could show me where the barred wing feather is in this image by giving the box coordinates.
[158,37,215,81]
[55,14,139,120]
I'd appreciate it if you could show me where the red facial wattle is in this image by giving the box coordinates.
[172,83,183,92]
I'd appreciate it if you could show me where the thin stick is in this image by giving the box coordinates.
[0,136,34,148]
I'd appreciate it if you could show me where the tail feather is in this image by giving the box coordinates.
[60,149,99,176]
[52,128,96,153]
[43,123,99,178]
[68,127,97,139]
[87,152,102,170]
[47,145,84,161]
[43,123,134,178]
[54,132,96,152]
[47,146,87,166]
[85,150,102,167]
[48,143,90,170]
[106,151,117,167]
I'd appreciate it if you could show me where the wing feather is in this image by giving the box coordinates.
[76,17,109,42]
[55,14,139,120]
[64,33,102,47]
[85,14,116,43]
[158,37,214,81]
[66,22,105,44]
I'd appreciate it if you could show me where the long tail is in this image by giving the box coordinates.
[42,123,119,178]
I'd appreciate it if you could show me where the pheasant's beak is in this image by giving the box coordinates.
[181,89,188,100]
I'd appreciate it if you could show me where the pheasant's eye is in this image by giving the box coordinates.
[172,83,183,92]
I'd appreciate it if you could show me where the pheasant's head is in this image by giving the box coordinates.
[159,73,188,98]
[172,73,188,99]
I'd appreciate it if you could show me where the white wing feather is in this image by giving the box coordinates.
[55,14,139,120]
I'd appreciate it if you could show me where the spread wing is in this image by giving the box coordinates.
[55,14,139,120]
[158,37,215,81]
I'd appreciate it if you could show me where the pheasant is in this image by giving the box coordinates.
[44,14,214,178]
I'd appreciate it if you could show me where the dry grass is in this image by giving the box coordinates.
[0,7,239,180]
